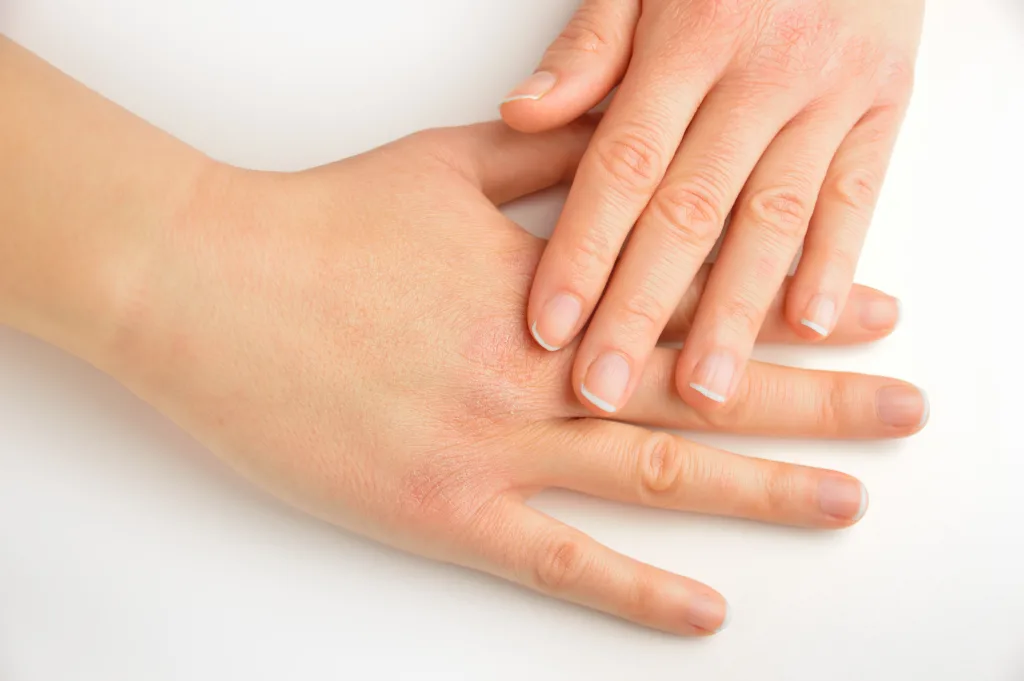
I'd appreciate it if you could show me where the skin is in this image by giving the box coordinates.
[0,37,928,636]
[502,0,925,415]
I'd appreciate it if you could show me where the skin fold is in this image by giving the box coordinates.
[502,0,925,417]
[0,37,927,636]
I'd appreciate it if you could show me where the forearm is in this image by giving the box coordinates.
[0,36,209,367]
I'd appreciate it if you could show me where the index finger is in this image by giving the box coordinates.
[526,25,728,353]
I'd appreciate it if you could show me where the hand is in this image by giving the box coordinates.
[501,0,923,413]
[102,119,927,636]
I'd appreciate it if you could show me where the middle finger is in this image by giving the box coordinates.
[572,75,807,415]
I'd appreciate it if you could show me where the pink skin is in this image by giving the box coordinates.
[502,0,924,415]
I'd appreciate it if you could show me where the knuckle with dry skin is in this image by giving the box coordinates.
[717,290,766,337]
[638,432,685,497]
[650,183,724,248]
[746,187,812,243]
[533,531,590,593]
[619,288,671,340]
[565,225,617,280]
[757,461,804,515]
[594,127,665,196]
[823,374,852,432]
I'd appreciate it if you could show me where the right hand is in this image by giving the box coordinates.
[103,118,926,636]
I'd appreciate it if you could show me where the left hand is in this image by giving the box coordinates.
[501,0,924,413]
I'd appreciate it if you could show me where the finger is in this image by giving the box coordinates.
[786,104,908,337]
[662,267,900,344]
[675,102,866,407]
[526,21,731,354]
[539,420,868,528]
[500,0,640,133]
[477,499,728,636]
[598,349,930,438]
[571,78,805,414]
[423,116,599,206]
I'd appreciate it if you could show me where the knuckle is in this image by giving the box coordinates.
[533,531,589,593]
[638,432,685,496]
[397,454,502,529]
[623,570,660,621]
[746,187,812,242]
[829,167,880,214]
[879,54,916,96]
[620,290,670,337]
[593,127,665,196]
[566,226,618,278]
[748,4,832,79]
[823,243,860,279]
[718,292,764,336]
[757,462,802,513]
[552,9,617,56]
[650,183,724,246]
[822,375,850,432]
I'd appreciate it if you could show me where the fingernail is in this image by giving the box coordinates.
[688,595,730,633]
[581,352,630,413]
[801,294,836,336]
[689,351,736,404]
[876,385,929,428]
[501,71,557,104]
[860,296,900,331]
[818,477,869,522]
[531,293,581,351]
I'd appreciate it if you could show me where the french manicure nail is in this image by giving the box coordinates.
[580,352,630,413]
[860,296,900,331]
[801,294,836,336]
[501,71,557,104]
[818,477,868,522]
[688,594,730,633]
[689,351,736,403]
[876,385,929,428]
[531,293,581,351]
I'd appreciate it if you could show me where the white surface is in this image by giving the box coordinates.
[1,1,1022,679]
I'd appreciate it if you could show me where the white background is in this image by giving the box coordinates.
[1,1,1022,679]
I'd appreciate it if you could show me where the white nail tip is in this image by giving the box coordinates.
[800,318,830,336]
[689,383,726,403]
[852,484,869,523]
[717,605,732,633]
[500,93,543,104]
[918,391,931,428]
[530,322,561,352]
[580,384,617,413]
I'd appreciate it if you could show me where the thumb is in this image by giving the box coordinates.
[500,0,639,134]
[424,115,599,206]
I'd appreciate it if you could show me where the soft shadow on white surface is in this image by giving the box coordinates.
[2,0,1023,680]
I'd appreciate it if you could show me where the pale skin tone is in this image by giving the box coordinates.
[502,0,924,414]
[0,38,928,635]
